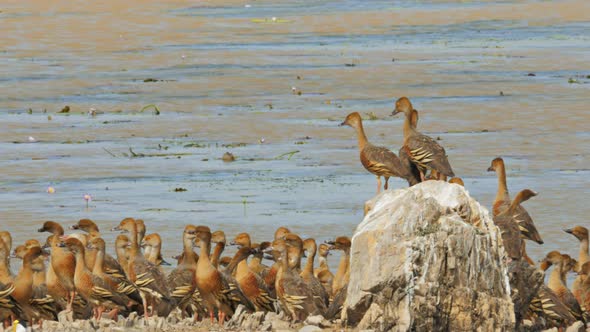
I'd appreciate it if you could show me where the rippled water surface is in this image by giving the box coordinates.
[1,0,589,274]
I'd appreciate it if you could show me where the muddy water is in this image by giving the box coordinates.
[1,0,590,277]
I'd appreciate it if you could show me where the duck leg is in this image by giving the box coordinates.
[384,176,390,190]
[419,171,426,182]
[67,291,76,311]
[209,311,215,324]
[376,176,382,194]
[219,311,225,325]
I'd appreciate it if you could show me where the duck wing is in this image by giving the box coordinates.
[405,133,454,177]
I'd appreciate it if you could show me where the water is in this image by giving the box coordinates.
[1,0,589,279]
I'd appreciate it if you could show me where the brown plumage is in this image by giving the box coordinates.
[392,97,454,181]
[325,236,351,319]
[528,285,577,328]
[270,237,324,322]
[301,239,329,308]
[193,225,251,324]
[341,111,419,194]
[167,225,206,320]
[38,221,77,311]
[141,233,171,267]
[112,218,172,317]
[86,238,142,308]
[58,237,128,320]
[541,251,584,322]
[449,177,464,186]
[211,231,226,269]
[565,226,589,304]
[488,157,543,244]
[225,247,274,312]
[493,189,538,260]
[314,243,333,296]
[70,219,99,233]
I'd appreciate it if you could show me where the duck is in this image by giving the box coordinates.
[528,285,578,328]
[57,237,128,320]
[577,262,590,314]
[564,226,589,304]
[398,108,426,183]
[392,97,454,181]
[211,231,226,269]
[86,237,142,309]
[325,236,351,319]
[301,239,329,308]
[0,233,13,284]
[193,225,250,324]
[135,220,147,259]
[12,247,51,324]
[487,157,543,244]
[141,233,171,267]
[112,218,172,317]
[0,238,22,327]
[231,233,270,276]
[540,251,584,322]
[225,247,274,312]
[70,219,100,233]
[114,235,131,277]
[314,243,333,298]
[262,227,292,296]
[271,236,324,321]
[166,225,205,320]
[37,221,77,311]
[341,112,419,193]
[493,189,538,260]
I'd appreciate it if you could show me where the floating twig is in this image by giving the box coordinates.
[275,150,300,160]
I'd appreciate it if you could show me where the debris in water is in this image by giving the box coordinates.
[58,105,70,113]
[222,152,236,162]
[47,186,55,194]
[174,188,187,192]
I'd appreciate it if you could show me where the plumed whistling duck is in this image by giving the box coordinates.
[487,157,543,244]
[193,225,248,324]
[166,225,205,321]
[564,226,589,304]
[341,111,419,193]
[314,243,333,298]
[38,221,77,311]
[86,237,142,309]
[577,262,590,315]
[225,247,273,312]
[271,236,324,321]
[57,237,128,320]
[112,218,172,317]
[70,219,99,233]
[12,247,53,324]
[141,233,171,267]
[301,239,329,308]
[324,236,351,319]
[493,189,538,261]
[392,97,454,181]
[540,251,584,322]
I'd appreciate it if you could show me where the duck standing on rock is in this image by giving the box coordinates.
[341,111,419,193]
[391,97,454,181]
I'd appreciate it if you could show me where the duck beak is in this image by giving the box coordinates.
[339,120,348,127]
[486,166,494,172]
[229,241,237,246]
[160,259,171,266]
[391,109,401,116]
[37,227,45,232]
[111,225,121,231]
[69,225,79,230]
[564,228,574,234]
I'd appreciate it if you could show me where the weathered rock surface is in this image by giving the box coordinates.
[343,181,515,331]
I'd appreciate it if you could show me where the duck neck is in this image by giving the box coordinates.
[318,255,328,269]
[128,223,140,259]
[147,245,161,264]
[304,249,316,276]
[579,237,589,265]
[73,249,89,280]
[548,262,565,292]
[197,238,211,265]
[211,242,225,268]
[403,111,416,141]
[92,249,106,275]
[182,237,198,266]
[249,253,262,270]
[353,122,369,151]
[335,248,350,288]
[495,163,510,207]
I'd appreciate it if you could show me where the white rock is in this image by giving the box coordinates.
[343,181,515,330]
[298,326,322,332]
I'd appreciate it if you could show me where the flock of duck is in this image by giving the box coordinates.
[341,97,590,328]
[0,217,350,329]
[0,96,587,330]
